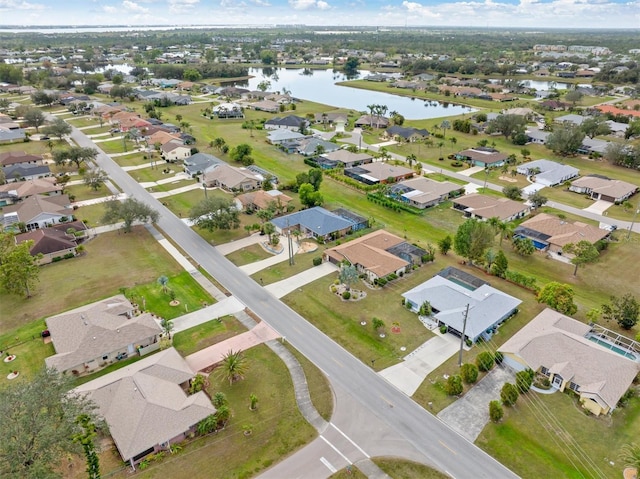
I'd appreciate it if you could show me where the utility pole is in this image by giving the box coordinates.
[287,219,294,266]
[458,303,470,366]
[627,205,639,241]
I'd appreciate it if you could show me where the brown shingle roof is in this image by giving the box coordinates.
[518,213,608,248]
[571,176,638,200]
[0,177,61,199]
[2,194,70,222]
[452,193,529,220]
[0,151,42,166]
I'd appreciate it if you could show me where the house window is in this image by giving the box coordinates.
[540,366,549,376]
[569,382,580,392]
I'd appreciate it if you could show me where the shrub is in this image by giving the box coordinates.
[595,239,608,252]
[312,257,322,266]
[445,375,463,396]
[501,383,519,406]
[460,363,479,384]
[515,368,535,393]
[64,252,75,259]
[439,325,448,334]
[342,291,351,300]
[494,351,504,365]
[372,317,385,332]
[465,338,472,347]
[476,351,495,372]
[489,400,504,422]
[52,256,63,262]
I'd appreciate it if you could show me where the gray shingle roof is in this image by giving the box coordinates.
[271,206,355,236]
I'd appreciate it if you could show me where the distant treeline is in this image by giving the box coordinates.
[147,63,248,80]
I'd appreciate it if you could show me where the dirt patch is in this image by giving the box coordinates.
[499,176,517,183]
[297,241,318,253]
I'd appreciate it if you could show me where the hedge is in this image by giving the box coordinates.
[366,192,423,215]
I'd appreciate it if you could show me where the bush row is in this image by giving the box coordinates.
[366,192,423,215]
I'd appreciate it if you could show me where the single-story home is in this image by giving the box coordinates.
[264,115,308,131]
[234,189,292,213]
[514,212,610,254]
[1,194,72,231]
[161,140,192,162]
[267,129,306,145]
[402,267,522,344]
[251,100,280,113]
[499,308,640,416]
[577,137,610,155]
[516,159,579,187]
[314,112,348,125]
[0,151,43,167]
[525,128,550,145]
[0,126,25,143]
[2,163,52,182]
[345,162,414,185]
[212,102,244,119]
[452,193,531,221]
[74,347,217,466]
[324,229,425,283]
[295,137,340,156]
[555,114,586,126]
[390,177,463,209]
[203,164,262,192]
[183,153,225,177]
[0,177,62,206]
[45,294,162,375]
[15,220,87,264]
[319,150,374,168]
[569,176,638,203]
[270,206,365,241]
[354,115,390,128]
[456,148,508,168]
[382,125,430,143]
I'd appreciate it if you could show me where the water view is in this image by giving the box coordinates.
[229,68,476,120]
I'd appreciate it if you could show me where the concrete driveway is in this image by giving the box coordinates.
[437,366,515,442]
[583,199,613,215]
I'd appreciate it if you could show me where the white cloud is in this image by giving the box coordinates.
[168,0,200,14]
[401,1,441,18]
[289,0,330,10]
[0,0,44,10]
[102,5,118,13]
[122,0,149,13]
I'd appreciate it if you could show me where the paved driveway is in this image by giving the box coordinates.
[437,366,515,442]
[583,199,613,214]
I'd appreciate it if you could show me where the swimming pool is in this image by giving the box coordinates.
[588,336,637,361]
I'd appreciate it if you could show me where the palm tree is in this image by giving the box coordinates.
[157,275,169,293]
[406,153,417,167]
[620,443,640,473]
[440,120,451,138]
[449,136,457,153]
[367,104,376,127]
[218,349,249,385]
[160,318,174,339]
[437,141,445,159]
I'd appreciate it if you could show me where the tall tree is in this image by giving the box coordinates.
[440,120,451,138]
[537,282,577,315]
[0,237,41,298]
[563,240,599,276]
[338,264,359,291]
[189,197,240,231]
[23,107,46,132]
[102,198,159,233]
[546,122,585,156]
[72,414,101,479]
[581,117,611,139]
[602,294,640,330]
[298,183,324,208]
[0,368,96,479]
[491,250,509,278]
[53,146,98,169]
[453,219,495,265]
[82,169,108,191]
[42,117,72,140]
[487,114,526,140]
[513,237,535,256]
[528,190,548,209]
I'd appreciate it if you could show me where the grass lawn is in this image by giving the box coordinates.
[162,188,207,218]
[374,458,451,479]
[109,344,317,479]
[73,203,108,228]
[65,183,112,202]
[112,151,151,167]
[98,138,139,154]
[126,270,214,320]
[148,179,195,193]
[172,315,247,356]
[129,164,185,184]
[65,116,102,128]
[476,392,640,479]
[541,186,596,210]
[0,138,65,156]
[0,227,183,334]
[226,243,273,266]
[0,320,54,381]
[250,241,328,285]
[283,266,439,371]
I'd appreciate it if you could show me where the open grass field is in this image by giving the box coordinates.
[126,270,214,320]
[476,392,640,479]
[106,344,317,479]
[172,315,248,356]
[64,116,102,128]
[64,183,112,202]
[0,227,183,334]
[98,137,139,154]
[0,138,65,156]
[111,151,151,167]
[73,202,108,227]
[250,241,328,285]
[129,164,185,184]
[226,243,273,266]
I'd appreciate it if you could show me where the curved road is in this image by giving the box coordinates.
[70,128,518,478]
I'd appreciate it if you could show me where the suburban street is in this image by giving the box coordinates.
[70,128,520,478]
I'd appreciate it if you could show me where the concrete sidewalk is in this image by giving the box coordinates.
[171,296,245,333]
[151,182,201,199]
[72,193,127,207]
[458,166,485,177]
[239,237,300,275]
[264,262,338,298]
[216,233,265,255]
[378,331,459,396]
[185,321,281,371]
[139,172,190,187]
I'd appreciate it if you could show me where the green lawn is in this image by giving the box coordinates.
[226,243,273,266]
[98,138,139,154]
[250,241,328,285]
[112,152,152,167]
[0,227,183,334]
[476,392,640,479]
[73,203,108,228]
[126,271,214,320]
[109,344,317,479]
[0,138,65,156]
[129,164,186,184]
[172,315,247,356]
[65,116,102,128]
[283,267,438,371]
[0,320,54,381]
[65,183,112,202]
[162,188,207,218]
[374,458,451,479]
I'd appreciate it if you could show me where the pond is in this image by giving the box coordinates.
[226,68,476,120]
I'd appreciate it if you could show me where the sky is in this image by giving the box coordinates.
[0,0,639,29]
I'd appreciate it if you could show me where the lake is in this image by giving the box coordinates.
[227,68,476,121]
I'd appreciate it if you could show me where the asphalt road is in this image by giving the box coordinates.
[70,128,519,478]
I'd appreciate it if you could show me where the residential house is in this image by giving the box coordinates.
[402,267,522,344]
[2,163,52,182]
[451,194,531,221]
[324,229,425,283]
[577,137,610,155]
[251,100,280,113]
[313,112,348,126]
[318,150,373,169]
[525,128,550,145]
[596,104,640,120]
[456,148,508,168]
[15,220,87,264]
[1,194,72,231]
[212,103,244,119]
[203,164,262,192]
[499,308,639,416]
[145,130,181,147]
[0,125,25,143]
[161,140,191,162]
[516,159,579,186]
[183,153,225,177]
[344,162,414,186]
[390,177,463,209]
[0,177,62,206]
[270,206,364,241]
[234,189,292,213]
[45,294,162,375]
[569,176,638,203]
[0,151,43,167]
[354,115,389,128]
[514,212,610,254]
[555,114,586,126]
[267,129,306,145]
[264,115,308,132]
[295,137,339,156]
[382,125,430,143]
[74,347,217,466]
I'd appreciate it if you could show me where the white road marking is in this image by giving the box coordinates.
[320,435,352,464]
[330,422,370,458]
[320,457,337,473]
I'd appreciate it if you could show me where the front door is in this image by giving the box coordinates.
[552,374,563,388]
